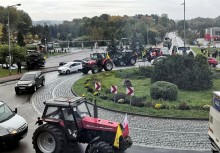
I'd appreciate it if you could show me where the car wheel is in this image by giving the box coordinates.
[41,80,45,86]
[33,86,37,93]
[66,70,70,74]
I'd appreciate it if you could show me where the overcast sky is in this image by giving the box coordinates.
[1,0,220,21]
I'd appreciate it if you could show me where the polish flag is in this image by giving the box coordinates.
[122,113,129,136]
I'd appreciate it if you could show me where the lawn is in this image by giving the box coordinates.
[72,70,219,119]
[0,68,20,77]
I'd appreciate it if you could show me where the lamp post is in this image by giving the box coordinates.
[8,4,21,75]
[182,0,186,48]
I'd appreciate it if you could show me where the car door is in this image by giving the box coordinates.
[70,63,77,72]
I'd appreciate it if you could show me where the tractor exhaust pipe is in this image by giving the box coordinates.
[94,100,98,118]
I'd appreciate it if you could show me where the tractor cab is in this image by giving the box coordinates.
[42,97,91,138]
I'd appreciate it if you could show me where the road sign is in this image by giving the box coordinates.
[95,82,101,91]
[126,87,134,96]
[111,85,117,94]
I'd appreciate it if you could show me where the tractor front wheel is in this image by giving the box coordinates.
[82,68,89,74]
[91,65,99,74]
[129,58,136,65]
[32,124,66,153]
[104,61,113,71]
[87,141,114,153]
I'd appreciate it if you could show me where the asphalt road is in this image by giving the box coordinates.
[0,45,212,153]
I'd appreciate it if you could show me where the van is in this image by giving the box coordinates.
[0,101,28,146]
[208,91,220,153]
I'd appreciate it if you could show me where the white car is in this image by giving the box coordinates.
[58,62,82,74]
[161,47,170,56]
[0,101,28,146]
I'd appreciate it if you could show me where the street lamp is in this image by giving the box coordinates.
[182,0,186,48]
[8,3,21,75]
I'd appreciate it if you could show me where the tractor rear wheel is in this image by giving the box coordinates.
[32,124,66,153]
[87,141,114,153]
[92,65,99,74]
[104,61,113,71]
[129,58,136,65]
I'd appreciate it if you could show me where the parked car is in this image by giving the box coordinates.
[59,59,87,66]
[0,100,28,146]
[58,62,82,74]
[208,57,218,67]
[14,71,45,94]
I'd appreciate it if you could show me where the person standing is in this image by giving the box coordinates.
[17,60,22,73]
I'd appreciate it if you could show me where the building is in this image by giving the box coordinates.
[204,27,220,41]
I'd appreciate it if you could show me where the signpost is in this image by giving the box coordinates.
[111,85,117,102]
[126,87,134,105]
[95,82,101,91]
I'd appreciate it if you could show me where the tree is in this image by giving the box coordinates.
[17,31,25,47]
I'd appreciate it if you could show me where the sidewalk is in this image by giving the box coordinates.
[0,67,58,84]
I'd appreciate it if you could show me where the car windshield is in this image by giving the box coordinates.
[0,103,14,123]
[20,74,35,81]
[63,63,72,67]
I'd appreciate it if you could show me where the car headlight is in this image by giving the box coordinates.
[28,83,33,87]
[15,83,18,87]
[7,128,17,134]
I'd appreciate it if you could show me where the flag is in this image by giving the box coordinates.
[114,124,123,148]
[122,113,129,136]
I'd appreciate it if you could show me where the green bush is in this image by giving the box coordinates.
[150,81,178,101]
[151,55,213,90]
[137,66,154,78]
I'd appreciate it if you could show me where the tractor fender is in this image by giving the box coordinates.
[85,136,100,153]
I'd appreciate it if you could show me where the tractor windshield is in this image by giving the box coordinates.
[74,102,90,118]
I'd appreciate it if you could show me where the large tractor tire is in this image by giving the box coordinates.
[87,141,114,153]
[104,61,113,71]
[119,60,125,66]
[129,58,136,65]
[82,68,89,74]
[32,124,66,153]
[91,65,99,74]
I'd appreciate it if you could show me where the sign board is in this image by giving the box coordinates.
[126,87,134,96]
[95,82,101,91]
[111,85,117,94]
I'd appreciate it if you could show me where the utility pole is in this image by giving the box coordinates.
[183,0,186,48]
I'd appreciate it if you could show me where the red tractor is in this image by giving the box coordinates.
[32,97,132,153]
[81,52,113,74]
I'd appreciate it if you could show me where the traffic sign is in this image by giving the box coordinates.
[95,82,101,91]
[126,87,134,96]
[111,85,117,94]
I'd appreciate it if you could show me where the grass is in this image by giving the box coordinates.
[0,68,21,77]
[72,70,218,119]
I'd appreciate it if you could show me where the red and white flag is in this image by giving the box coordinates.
[122,113,129,136]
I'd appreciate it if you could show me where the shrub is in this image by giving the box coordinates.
[117,99,125,104]
[131,96,145,107]
[114,92,127,101]
[137,66,154,78]
[93,92,99,96]
[150,81,178,101]
[154,103,162,109]
[100,95,108,100]
[178,102,190,110]
[202,104,211,110]
[87,87,94,93]
[151,54,213,90]
[84,83,91,88]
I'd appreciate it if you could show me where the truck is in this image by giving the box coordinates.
[208,91,220,153]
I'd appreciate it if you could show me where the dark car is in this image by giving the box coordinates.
[14,71,45,94]
[207,57,218,67]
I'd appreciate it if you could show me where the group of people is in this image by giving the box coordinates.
[201,47,219,58]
